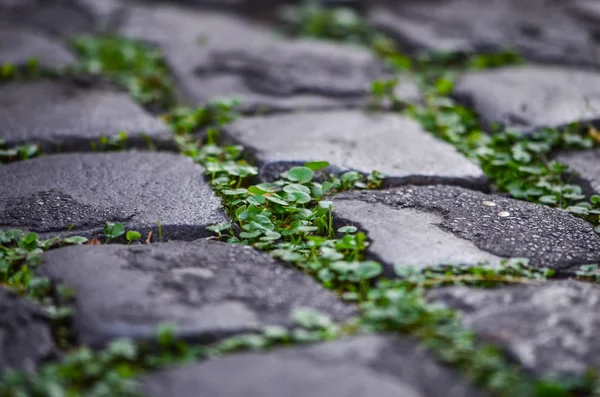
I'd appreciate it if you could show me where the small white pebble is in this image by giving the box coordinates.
[482,201,496,207]
[497,211,510,217]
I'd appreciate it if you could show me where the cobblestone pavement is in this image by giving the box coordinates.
[2,1,600,396]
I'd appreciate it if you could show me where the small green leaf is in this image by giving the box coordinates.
[319,200,333,209]
[63,236,88,245]
[287,167,314,184]
[265,194,289,206]
[104,222,125,239]
[304,161,330,171]
[337,226,357,234]
[126,231,142,242]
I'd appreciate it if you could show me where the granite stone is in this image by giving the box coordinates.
[40,240,355,346]
[0,152,227,240]
[223,110,483,186]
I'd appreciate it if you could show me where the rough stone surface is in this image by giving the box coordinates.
[140,335,485,397]
[430,280,600,378]
[555,149,600,195]
[369,0,600,66]
[332,186,600,272]
[0,152,227,239]
[40,240,355,346]
[453,65,600,133]
[0,288,56,372]
[223,110,484,186]
[120,5,419,112]
[0,79,174,151]
[0,23,76,68]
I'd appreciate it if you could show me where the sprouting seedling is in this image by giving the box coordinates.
[157,219,163,242]
[103,222,125,244]
[126,231,142,245]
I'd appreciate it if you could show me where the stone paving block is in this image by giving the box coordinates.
[0,23,76,68]
[119,4,419,112]
[332,186,600,272]
[0,0,93,37]
[0,152,227,239]
[140,335,486,397]
[74,0,124,26]
[369,0,600,66]
[223,110,483,186]
[555,149,600,196]
[429,280,600,379]
[0,79,174,151]
[40,240,355,346]
[453,65,600,134]
[0,287,56,372]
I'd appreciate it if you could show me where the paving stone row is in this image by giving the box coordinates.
[452,65,600,134]
[0,288,56,373]
[0,79,175,151]
[430,280,600,379]
[332,185,600,272]
[223,110,486,187]
[39,240,355,347]
[369,0,600,67]
[139,335,486,397]
[0,21,76,68]
[118,3,420,113]
[0,153,226,240]
[3,1,600,396]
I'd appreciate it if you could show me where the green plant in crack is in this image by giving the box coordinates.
[0,308,344,397]
[71,35,175,110]
[368,48,600,229]
[0,139,40,165]
[0,58,44,82]
[395,258,555,289]
[0,230,86,297]
[278,1,390,47]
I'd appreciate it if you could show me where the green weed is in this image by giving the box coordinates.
[71,35,175,110]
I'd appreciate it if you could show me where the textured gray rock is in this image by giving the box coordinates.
[74,0,123,26]
[0,152,227,239]
[140,335,485,397]
[453,65,600,133]
[223,110,484,186]
[0,288,56,372]
[555,149,600,195]
[332,186,600,272]
[0,23,75,68]
[430,280,600,378]
[369,0,600,66]
[119,4,276,108]
[0,79,174,151]
[119,5,419,112]
[0,0,93,37]
[40,240,355,346]
[194,39,420,112]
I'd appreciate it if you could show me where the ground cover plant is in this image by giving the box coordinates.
[3,3,600,397]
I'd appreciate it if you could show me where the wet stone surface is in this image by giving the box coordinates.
[40,240,355,346]
[0,288,56,373]
[430,280,600,379]
[555,149,600,196]
[119,4,419,112]
[453,65,600,134]
[0,79,174,151]
[223,110,483,185]
[140,335,486,397]
[0,22,76,68]
[0,152,227,239]
[332,186,600,272]
[369,0,600,66]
